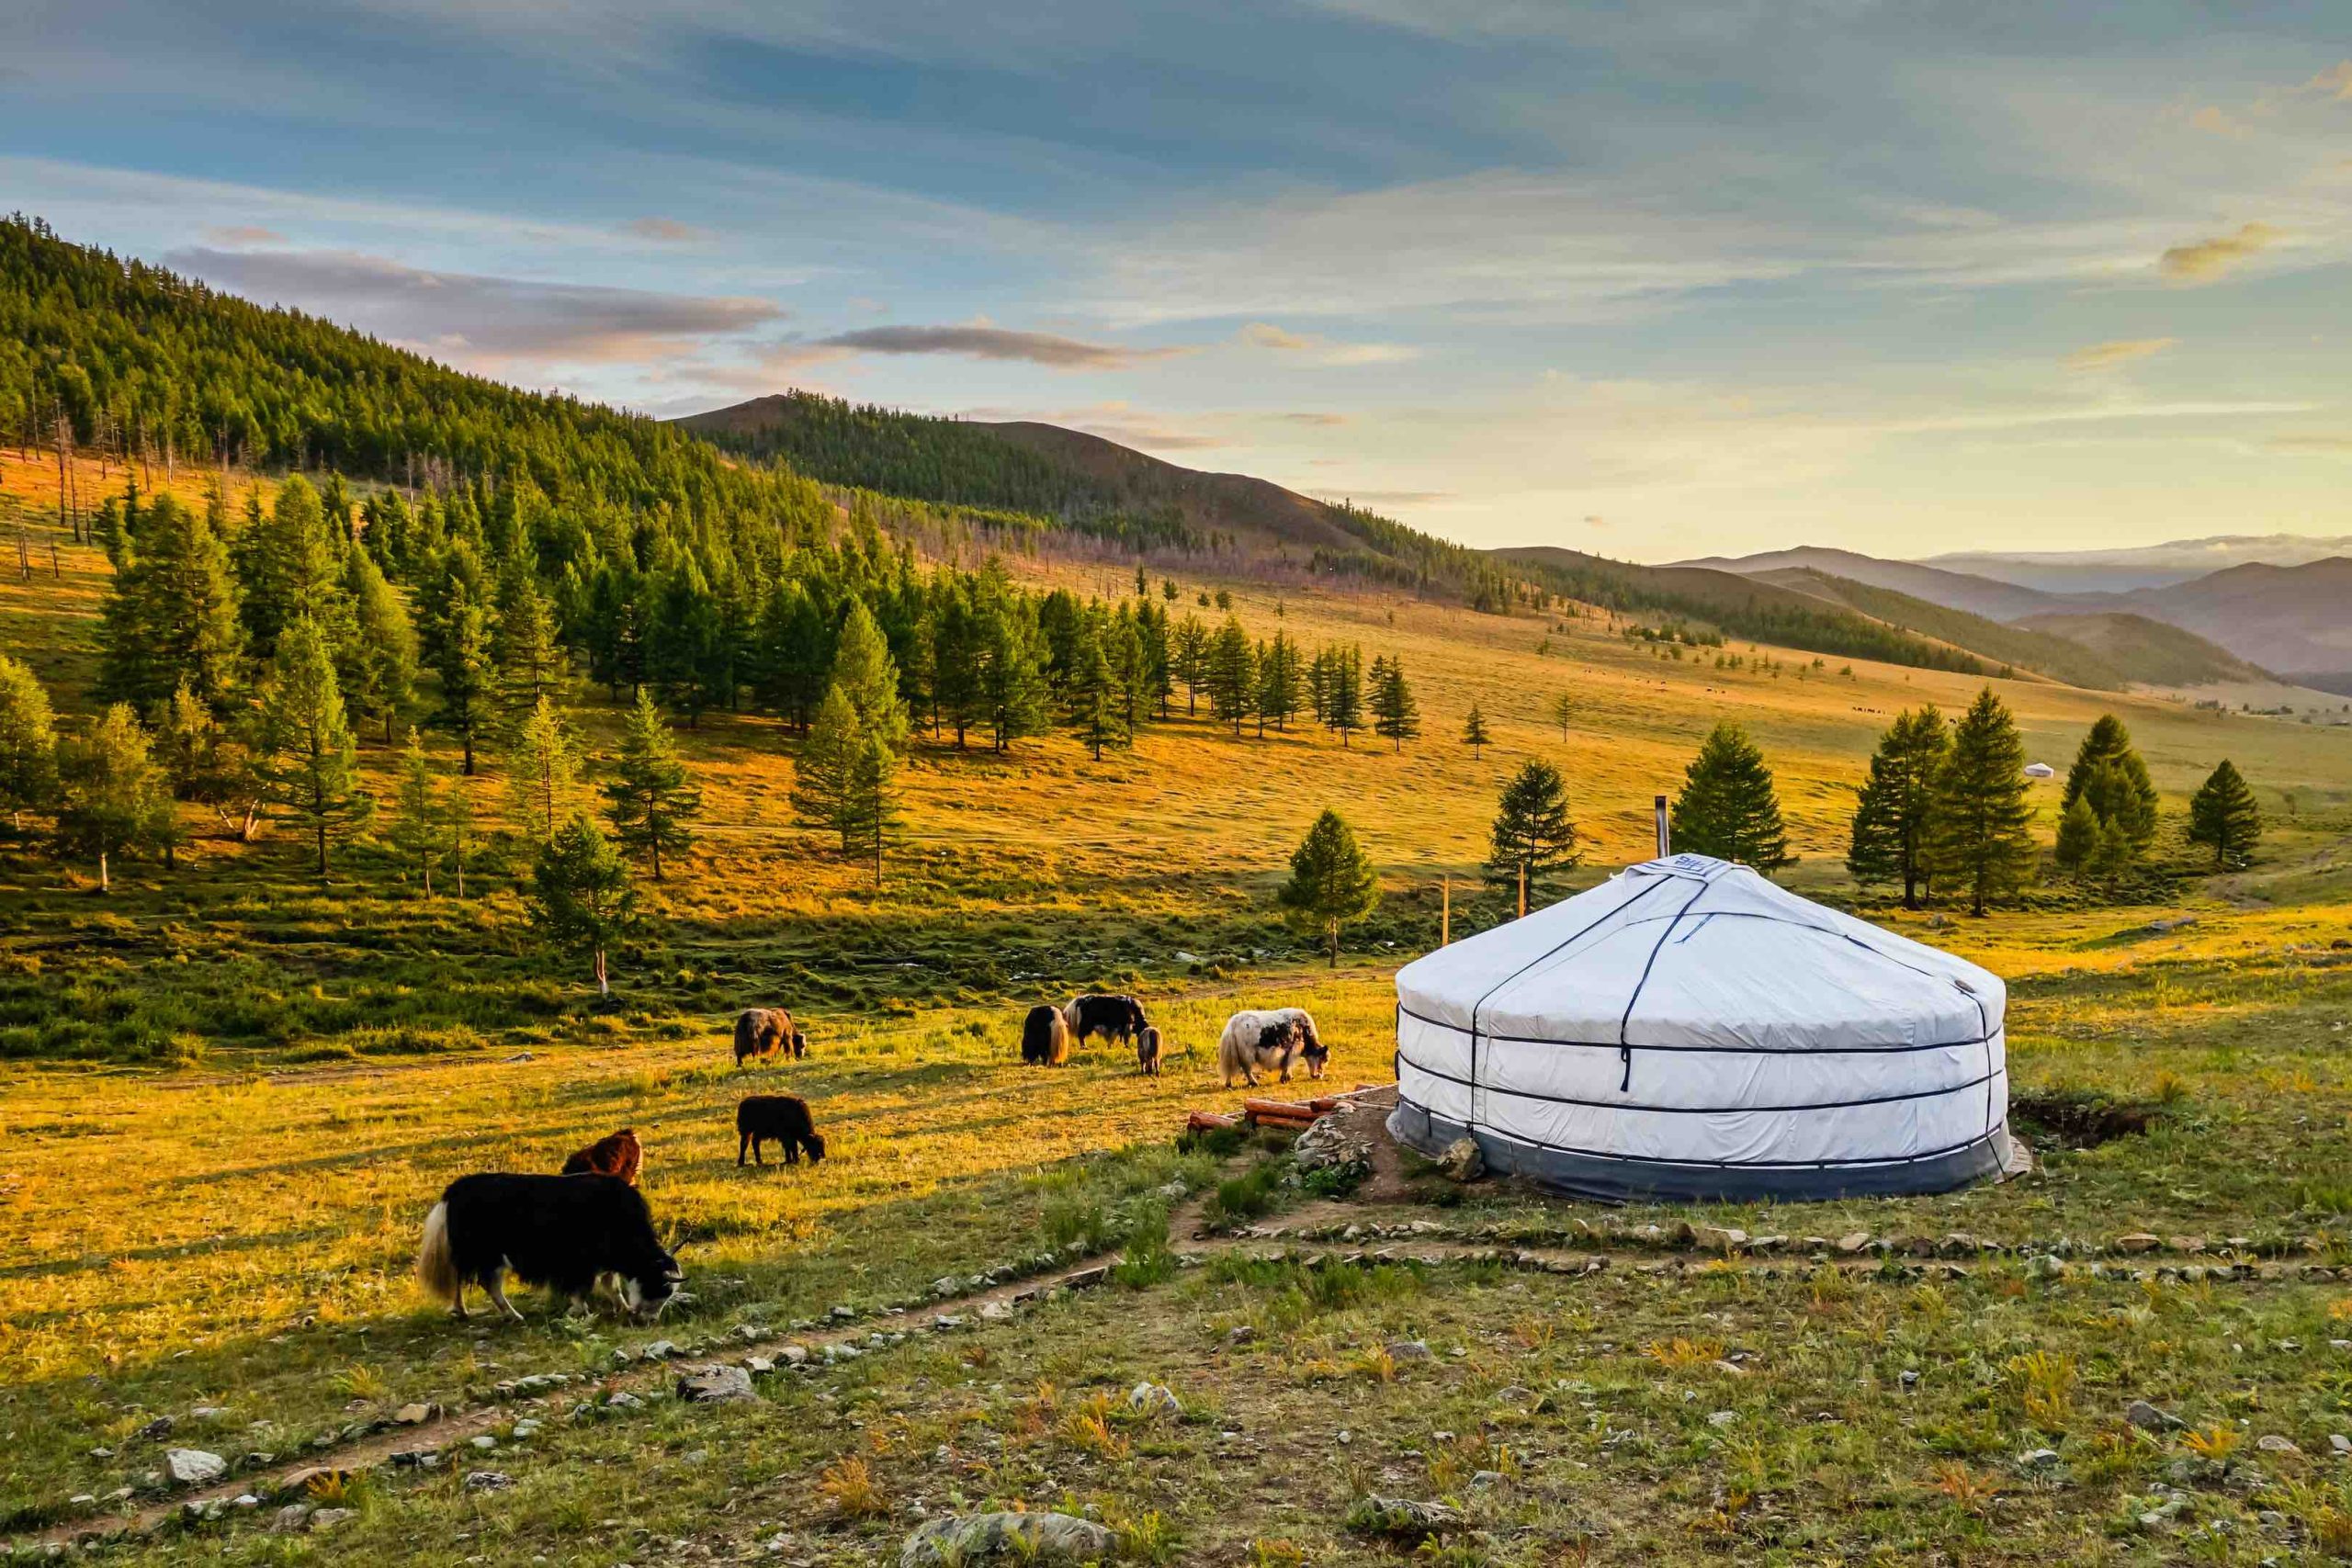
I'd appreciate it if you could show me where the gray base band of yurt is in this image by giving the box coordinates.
[1387,853,2011,1203]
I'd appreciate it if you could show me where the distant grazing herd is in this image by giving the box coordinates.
[414,995,1329,1323]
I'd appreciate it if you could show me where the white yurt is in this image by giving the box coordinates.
[1390,853,2014,1201]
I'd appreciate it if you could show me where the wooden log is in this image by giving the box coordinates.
[1243,1098,1322,1122]
[1185,1110,1238,1132]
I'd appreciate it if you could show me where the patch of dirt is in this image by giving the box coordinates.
[2010,1089,2165,1147]
[1320,1083,1423,1204]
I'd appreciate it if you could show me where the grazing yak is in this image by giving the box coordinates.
[416,1173,682,1322]
[1021,1003,1072,1066]
[737,1095,826,1167]
[1216,1008,1328,1088]
[1064,993,1148,1046]
[1136,1024,1163,1077]
[560,1127,643,1185]
[734,1007,808,1067]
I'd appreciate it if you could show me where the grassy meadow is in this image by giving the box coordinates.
[5,447,2352,1562]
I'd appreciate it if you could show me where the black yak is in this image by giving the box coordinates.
[737,1095,826,1167]
[1022,1003,1071,1066]
[416,1173,682,1322]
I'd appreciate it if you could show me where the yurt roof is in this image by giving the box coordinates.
[1395,854,2002,1055]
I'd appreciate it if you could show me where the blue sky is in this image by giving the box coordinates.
[6,1,2348,558]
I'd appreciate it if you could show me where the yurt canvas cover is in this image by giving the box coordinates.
[1390,854,2009,1201]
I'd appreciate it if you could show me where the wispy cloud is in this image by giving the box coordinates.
[622,216,707,243]
[164,246,784,369]
[2158,222,2282,283]
[2306,61,2352,100]
[2266,433,2352,455]
[202,224,285,245]
[1238,321,1419,365]
[813,324,1178,369]
[2063,336,2177,371]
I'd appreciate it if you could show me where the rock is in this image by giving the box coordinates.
[1693,1226,1747,1254]
[1387,1338,1434,1361]
[268,1505,311,1535]
[2019,1449,2062,1469]
[1706,1410,1737,1427]
[1469,1470,1503,1488]
[2116,1234,2161,1254]
[899,1510,1115,1565]
[464,1470,514,1493]
[605,1392,644,1411]
[136,1416,175,1443]
[1345,1496,1464,1540]
[744,1356,775,1375]
[778,1345,811,1366]
[1127,1382,1182,1418]
[391,1403,435,1427]
[2331,1433,2351,1456]
[978,1299,1013,1322]
[309,1507,354,1532]
[2256,1435,2301,1455]
[640,1338,680,1359]
[678,1364,758,1404]
[1227,1325,1257,1346]
[934,1276,960,1297]
[2027,1254,2066,1280]
[1293,1117,1374,1177]
[1064,1266,1110,1291]
[469,1435,497,1450]
[165,1449,227,1485]
[510,1420,541,1439]
[2127,1400,2186,1432]
[1437,1137,1485,1182]
[1899,1370,1919,1388]
[1835,1232,1871,1255]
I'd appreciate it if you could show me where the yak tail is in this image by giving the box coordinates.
[416,1201,458,1305]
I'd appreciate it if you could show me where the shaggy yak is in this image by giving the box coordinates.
[736,1095,826,1167]
[1021,1003,1071,1066]
[416,1173,683,1322]
[733,1007,808,1066]
[560,1127,643,1185]
[1064,993,1148,1045]
[1216,1008,1328,1088]
[1136,1024,1163,1077]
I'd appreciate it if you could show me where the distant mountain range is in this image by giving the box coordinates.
[1677,543,2351,692]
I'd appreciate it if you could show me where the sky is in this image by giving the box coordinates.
[6,1,2349,561]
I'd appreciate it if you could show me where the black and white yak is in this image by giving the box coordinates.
[1216,1008,1328,1087]
[1064,993,1148,1045]
[416,1173,683,1322]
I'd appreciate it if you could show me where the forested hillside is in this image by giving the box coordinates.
[1755,568,2129,689]
[681,391,1526,605]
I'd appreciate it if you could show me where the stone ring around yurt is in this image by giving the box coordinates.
[1388,852,2033,1202]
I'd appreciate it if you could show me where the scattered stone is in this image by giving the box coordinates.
[1345,1496,1464,1540]
[268,1505,311,1535]
[640,1338,680,1359]
[391,1403,435,1427]
[2331,1434,2351,1456]
[978,1300,1013,1322]
[1064,1266,1109,1291]
[387,1449,440,1469]
[899,1510,1114,1565]
[1899,1371,1920,1388]
[933,1276,960,1298]
[469,1435,497,1450]
[2127,1400,2186,1432]
[2027,1254,2067,1280]
[2117,1235,2161,1256]
[2256,1435,2301,1455]
[164,1449,227,1486]
[1227,1325,1257,1347]
[464,1471,514,1494]
[1706,1410,1737,1428]
[1470,1470,1503,1488]
[678,1365,758,1404]
[309,1507,354,1532]
[605,1392,644,1411]
[2019,1449,2062,1469]
[510,1420,541,1439]
[1694,1226,1747,1254]
[1387,1338,1434,1361]
[778,1345,810,1366]
[831,1305,857,1321]
[1127,1382,1182,1418]
[744,1356,775,1375]
[1437,1137,1485,1183]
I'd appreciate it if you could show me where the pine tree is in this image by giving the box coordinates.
[603,690,701,880]
[1277,808,1381,967]
[2187,758,2261,870]
[831,600,910,753]
[502,695,583,845]
[233,476,353,666]
[342,547,417,745]
[252,617,373,877]
[387,727,444,896]
[978,594,1051,752]
[792,683,899,885]
[2063,715,2158,856]
[427,570,495,774]
[757,579,833,734]
[1486,759,1580,891]
[0,652,59,836]
[58,703,172,891]
[1845,705,1947,908]
[156,680,258,841]
[1462,701,1492,760]
[447,772,479,899]
[1323,645,1365,747]
[492,547,566,723]
[927,575,983,746]
[1065,621,1128,761]
[1257,629,1306,735]
[528,813,639,996]
[1370,655,1421,752]
[1671,721,1791,873]
[96,491,243,713]
[1206,616,1256,736]
[1549,693,1574,742]
[2053,794,2100,879]
[1170,616,1210,717]
[1136,601,1173,720]
[1928,687,2037,916]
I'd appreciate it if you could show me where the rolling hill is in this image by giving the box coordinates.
[1928,535,2352,593]
[2120,558,2352,688]
[2011,611,2271,689]
[1747,569,2125,689]
[678,391,1514,600]
[1675,546,2064,623]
